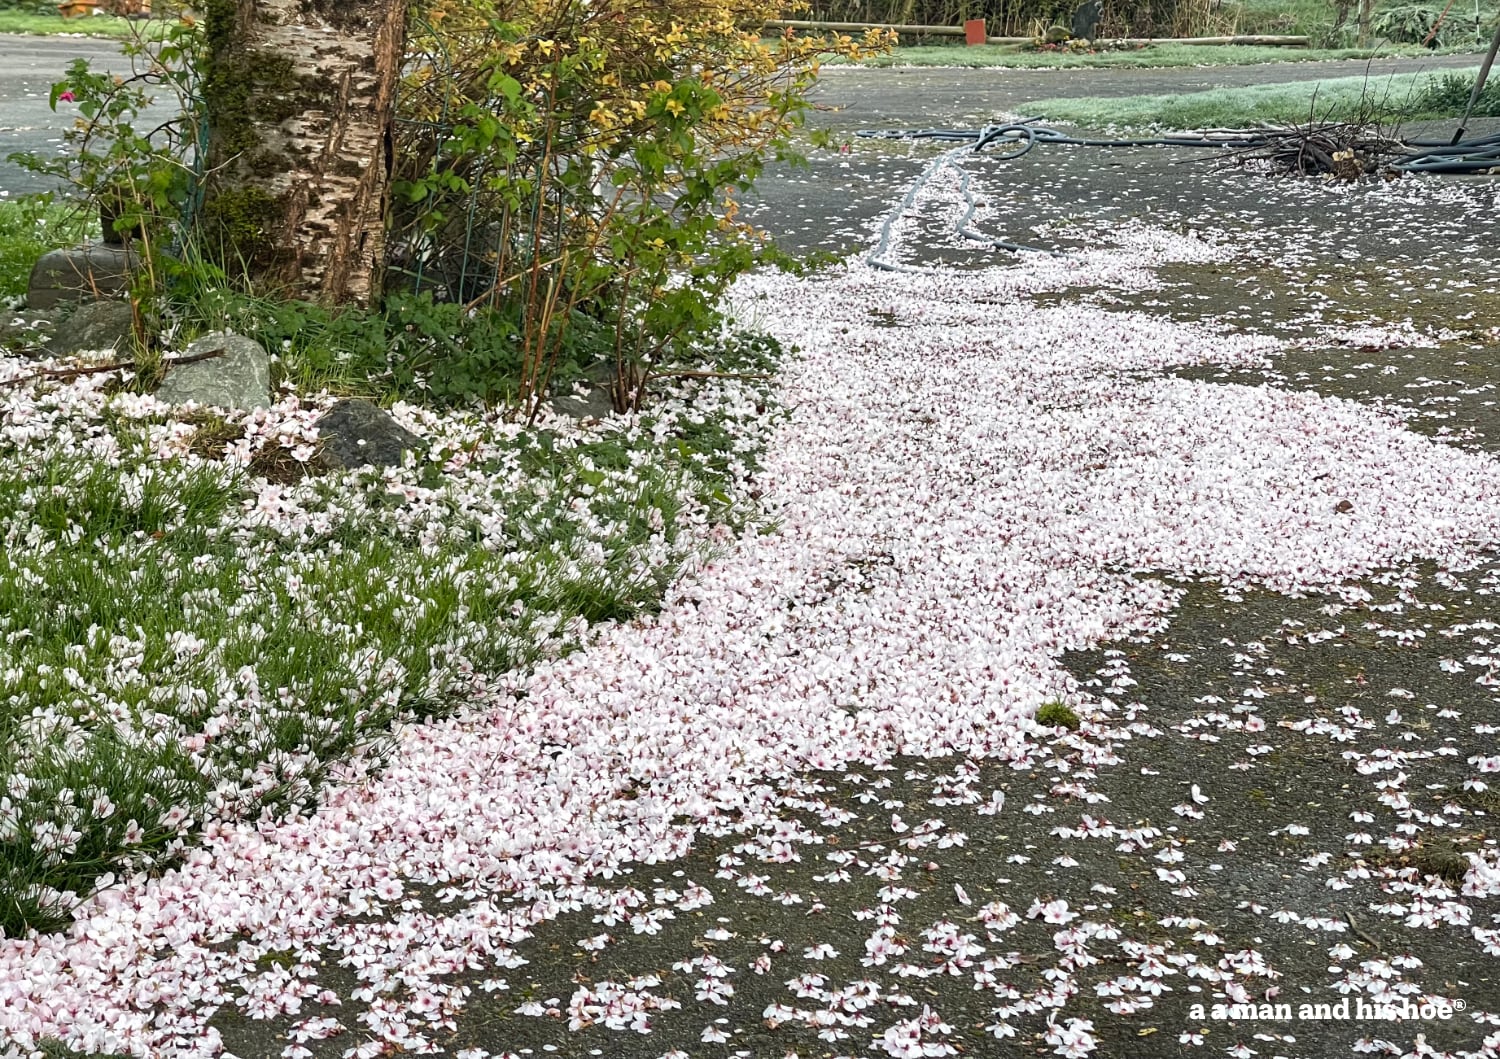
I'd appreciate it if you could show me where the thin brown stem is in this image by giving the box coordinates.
[0,348,224,390]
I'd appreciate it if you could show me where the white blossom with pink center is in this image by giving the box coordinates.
[4,215,1500,1057]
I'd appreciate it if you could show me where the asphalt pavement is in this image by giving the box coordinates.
[738,51,1493,258]
[0,33,143,196]
[808,50,1489,125]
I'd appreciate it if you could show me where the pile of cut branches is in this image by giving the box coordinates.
[1225,121,1407,180]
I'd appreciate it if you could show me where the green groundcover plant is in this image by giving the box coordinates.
[0,328,783,936]
[0,0,819,938]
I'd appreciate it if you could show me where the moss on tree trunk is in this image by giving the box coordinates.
[201,0,407,307]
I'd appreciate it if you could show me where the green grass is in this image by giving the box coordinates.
[0,198,96,300]
[0,10,143,37]
[0,440,680,933]
[0,336,781,936]
[852,41,1442,68]
[1025,66,1482,129]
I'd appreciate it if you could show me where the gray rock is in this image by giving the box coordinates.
[550,361,621,420]
[551,385,615,421]
[0,307,56,355]
[155,332,271,411]
[314,398,426,470]
[27,244,138,311]
[45,300,135,357]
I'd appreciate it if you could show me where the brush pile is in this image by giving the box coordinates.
[1225,121,1408,180]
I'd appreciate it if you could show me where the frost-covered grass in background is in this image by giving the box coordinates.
[0,334,780,936]
[1028,66,1485,130]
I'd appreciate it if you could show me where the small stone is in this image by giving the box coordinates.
[0,307,56,355]
[314,398,426,470]
[27,243,139,311]
[156,332,271,411]
[550,361,621,421]
[45,300,135,357]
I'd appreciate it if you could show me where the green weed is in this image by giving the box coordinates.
[1410,69,1500,115]
[0,198,96,300]
[1035,700,1082,729]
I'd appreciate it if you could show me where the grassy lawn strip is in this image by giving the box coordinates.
[0,11,143,38]
[1024,66,1489,129]
[849,41,1444,69]
[0,333,780,938]
[0,199,96,301]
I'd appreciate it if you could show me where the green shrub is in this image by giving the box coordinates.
[1373,3,1495,46]
[1411,70,1500,116]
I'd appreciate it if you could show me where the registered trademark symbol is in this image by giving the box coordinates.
[1453,999,1468,1012]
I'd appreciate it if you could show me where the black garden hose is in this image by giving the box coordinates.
[861,121,1500,170]
[859,120,1500,269]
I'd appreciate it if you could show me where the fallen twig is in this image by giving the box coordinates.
[646,369,774,383]
[0,347,223,390]
[1345,907,1383,949]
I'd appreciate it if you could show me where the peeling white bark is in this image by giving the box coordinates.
[207,0,407,306]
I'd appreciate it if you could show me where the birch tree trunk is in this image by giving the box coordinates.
[201,0,407,307]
